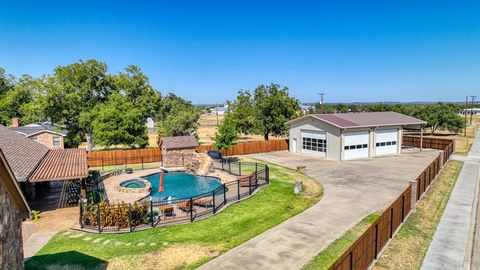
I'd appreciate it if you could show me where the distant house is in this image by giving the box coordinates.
[210,106,228,115]
[0,148,31,269]
[458,108,480,116]
[9,118,67,149]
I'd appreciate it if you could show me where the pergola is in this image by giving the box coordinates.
[29,148,88,182]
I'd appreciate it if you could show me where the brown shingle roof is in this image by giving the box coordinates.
[0,149,30,217]
[161,135,198,150]
[29,148,88,182]
[288,112,426,129]
[0,125,49,181]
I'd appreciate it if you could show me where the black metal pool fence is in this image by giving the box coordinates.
[79,160,269,233]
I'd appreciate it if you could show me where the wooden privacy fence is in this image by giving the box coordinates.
[330,136,455,270]
[87,139,289,167]
[87,148,161,167]
[196,139,289,156]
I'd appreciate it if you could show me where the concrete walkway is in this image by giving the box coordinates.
[198,150,439,270]
[422,130,480,270]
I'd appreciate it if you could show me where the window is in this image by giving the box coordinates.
[302,137,326,153]
[53,136,61,147]
[376,141,396,147]
[344,144,368,150]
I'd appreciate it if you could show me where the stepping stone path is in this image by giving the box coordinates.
[63,231,72,236]
[103,240,111,245]
[93,238,103,243]
[137,242,145,246]
[115,242,123,246]
[69,233,85,238]
[149,243,156,246]
[126,243,132,246]
[83,237,92,241]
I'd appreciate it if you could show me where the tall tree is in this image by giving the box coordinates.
[45,59,115,148]
[115,65,160,119]
[212,117,239,154]
[155,93,201,138]
[225,90,256,135]
[253,84,300,140]
[89,93,148,148]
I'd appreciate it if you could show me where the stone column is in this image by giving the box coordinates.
[410,180,418,209]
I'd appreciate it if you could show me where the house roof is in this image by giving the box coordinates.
[29,148,88,182]
[161,135,198,150]
[287,112,426,129]
[11,122,67,137]
[0,125,88,182]
[0,149,30,218]
[0,125,49,181]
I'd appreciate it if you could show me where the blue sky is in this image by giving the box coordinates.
[1,1,479,104]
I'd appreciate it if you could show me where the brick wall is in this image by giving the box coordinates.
[30,132,64,149]
[0,180,24,269]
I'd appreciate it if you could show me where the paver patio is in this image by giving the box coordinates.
[198,149,440,270]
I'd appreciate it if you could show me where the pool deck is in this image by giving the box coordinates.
[103,168,239,204]
[103,168,160,203]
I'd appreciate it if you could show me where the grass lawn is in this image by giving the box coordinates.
[373,160,463,270]
[302,212,380,270]
[26,158,323,270]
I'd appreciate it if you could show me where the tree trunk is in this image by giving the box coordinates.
[264,133,269,141]
[86,133,94,151]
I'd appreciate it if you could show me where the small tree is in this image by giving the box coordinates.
[212,118,239,155]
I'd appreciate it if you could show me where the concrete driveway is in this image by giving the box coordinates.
[198,149,440,270]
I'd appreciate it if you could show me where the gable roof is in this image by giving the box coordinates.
[287,112,426,129]
[0,125,49,181]
[161,135,198,150]
[0,149,30,218]
[11,122,67,137]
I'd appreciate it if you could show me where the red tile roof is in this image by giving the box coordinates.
[29,148,89,182]
[288,112,426,129]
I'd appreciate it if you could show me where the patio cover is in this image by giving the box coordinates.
[29,148,89,182]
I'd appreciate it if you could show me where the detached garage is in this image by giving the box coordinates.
[287,112,426,161]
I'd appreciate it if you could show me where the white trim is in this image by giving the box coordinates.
[26,130,66,138]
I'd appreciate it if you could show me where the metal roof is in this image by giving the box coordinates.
[29,148,88,182]
[10,122,67,137]
[161,135,198,150]
[287,112,426,129]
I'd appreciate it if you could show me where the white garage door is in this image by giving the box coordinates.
[301,130,327,157]
[375,128,398,156]
[344,131,369,160]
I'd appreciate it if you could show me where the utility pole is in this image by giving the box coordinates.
[465,96,469,137]
[216,104,219,126]
[318,93,325,114]
[470,95,477,126]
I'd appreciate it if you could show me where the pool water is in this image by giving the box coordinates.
[145,172,222,200]
[120,179,147,188]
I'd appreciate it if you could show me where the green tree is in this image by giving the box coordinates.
[412,103,463,134]
[0,75,46,125]
[0,67,14,98]
[226,90,256,134]
[44,59,115,148]
[154,93,201,138]
[212,118,239,153]
[89,93,148,148]
[253,84,300,140]
[115,65,160,119]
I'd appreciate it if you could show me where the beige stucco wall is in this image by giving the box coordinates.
[288,118,342,160]
[29,132,64,149]
[289,118,404,161]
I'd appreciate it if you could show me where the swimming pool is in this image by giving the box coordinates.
[145,172,222,200]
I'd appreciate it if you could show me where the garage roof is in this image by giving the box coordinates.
[287,112,426,129]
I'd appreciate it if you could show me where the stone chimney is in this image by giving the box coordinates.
[11,118,20,127]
